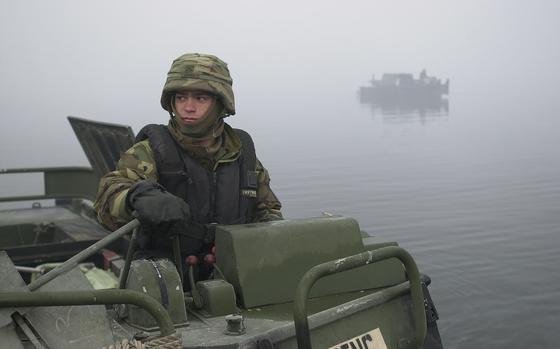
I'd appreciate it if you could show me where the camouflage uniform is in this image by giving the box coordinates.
[94,53,282,231]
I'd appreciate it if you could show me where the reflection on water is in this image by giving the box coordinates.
[358,71,450,123]
[360,94,449,123]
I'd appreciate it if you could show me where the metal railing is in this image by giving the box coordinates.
[0,288,174,336]
[0,217,177,337]
[0,167,98,203]
[293,246,427,349]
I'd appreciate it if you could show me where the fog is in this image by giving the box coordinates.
[2,2,560,347]
[1,1,559,168]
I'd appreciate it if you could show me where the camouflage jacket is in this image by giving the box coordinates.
[94,126,283,231]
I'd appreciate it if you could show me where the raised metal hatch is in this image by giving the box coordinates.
[68,116,135,178]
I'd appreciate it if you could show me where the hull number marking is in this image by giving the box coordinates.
[329,328,388,349]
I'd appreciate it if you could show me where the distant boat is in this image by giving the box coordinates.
[360,70,449,101]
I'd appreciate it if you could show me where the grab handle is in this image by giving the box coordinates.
[293,246,426,349]
[0,288,174,336]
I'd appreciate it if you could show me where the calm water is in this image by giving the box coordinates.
[261,83,560,348]
[1,77,559,349]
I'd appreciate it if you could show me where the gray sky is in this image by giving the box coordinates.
[1,0,559,167]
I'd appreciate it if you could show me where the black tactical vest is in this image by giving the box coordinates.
[135,125,258,234]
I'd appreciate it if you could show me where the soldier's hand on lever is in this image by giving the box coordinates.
[126,180,190,237]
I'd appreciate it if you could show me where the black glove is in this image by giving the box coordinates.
[126,181,190,237]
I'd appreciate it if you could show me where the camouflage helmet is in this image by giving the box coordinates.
[161,53,235,116]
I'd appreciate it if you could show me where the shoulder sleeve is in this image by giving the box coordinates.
[252,158,283,222]
[93,140,158,230]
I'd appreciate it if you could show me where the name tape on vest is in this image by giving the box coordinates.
[241,189,257,198]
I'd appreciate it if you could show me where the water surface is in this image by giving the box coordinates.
[2,75,560,348]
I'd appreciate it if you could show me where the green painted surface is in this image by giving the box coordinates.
[197,279,237,316]
[81,265,119,289]
[125,258,187,329]
[215,216,406,308]
[0,167,98,203]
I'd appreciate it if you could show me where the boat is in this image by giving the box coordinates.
[360,70,449,101]
[0,117,444,348]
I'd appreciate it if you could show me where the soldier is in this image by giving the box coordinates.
[94,53,282,278]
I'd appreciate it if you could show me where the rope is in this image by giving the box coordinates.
[102,334,181,349]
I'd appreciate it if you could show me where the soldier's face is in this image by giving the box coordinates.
[174,90,215,125]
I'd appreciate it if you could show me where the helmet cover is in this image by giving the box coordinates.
[161,53,235,117]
